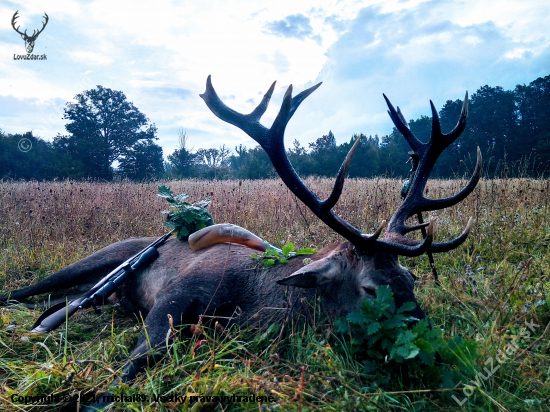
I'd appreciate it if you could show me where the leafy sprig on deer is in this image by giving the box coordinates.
[251,242,317,268]
[158,185,214,240]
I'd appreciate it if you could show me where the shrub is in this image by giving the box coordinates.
[334,285,479,389]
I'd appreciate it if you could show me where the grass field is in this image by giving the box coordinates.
[0,177,549,411]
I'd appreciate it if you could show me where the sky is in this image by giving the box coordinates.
[1,0,549,159]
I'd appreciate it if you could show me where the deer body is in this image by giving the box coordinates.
[5,237,421,383]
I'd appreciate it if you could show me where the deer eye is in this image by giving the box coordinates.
[362,287,377,297]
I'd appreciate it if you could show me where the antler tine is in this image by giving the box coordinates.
[376,218,435,257]
[11,11,25,36]
[430,100,442,141]
[421,146,482,211]
[383,94,423,153]
[200,75,270,147]
[270,85,294,151]
[249,81,276,121]
[289,82,323,120]
[446,91,469,142]
[34,13,49,37]
[402,221,430,234]
[430,91,469,151]
[397,107,409,129]
[322,135,362,211]
[369,219,387,240]
[270,82,323,148]
[428,216,474,252]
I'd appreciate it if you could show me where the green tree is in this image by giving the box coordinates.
[229,144,249,178]
[195,145,232,179]
[53,133,110,179]
[468,85,518,175]
[62,85,157,179]
[380,128,411,177]
[0,131,72,180]
[167,130,198,178]
[118,140,164,180]
[287,139,311,176]
[308,131,343,176]
[345,134,381,178]
[515,75,550,173]
[235,146,276,179]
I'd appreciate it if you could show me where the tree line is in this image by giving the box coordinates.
[1,74,549,181]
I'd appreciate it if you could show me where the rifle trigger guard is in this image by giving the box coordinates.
[91,301,102,314]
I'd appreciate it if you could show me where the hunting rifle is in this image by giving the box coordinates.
[30,231,174,333]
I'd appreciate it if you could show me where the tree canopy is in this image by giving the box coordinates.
[2,74,549,181]
[55,85,161,180]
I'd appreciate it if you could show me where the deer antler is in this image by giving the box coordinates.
[11,11,48,40]
[201,76,480,257]
[200,76,389,250]
[32,13,49,39]
[382,93,481,253]
[11,11,25,37]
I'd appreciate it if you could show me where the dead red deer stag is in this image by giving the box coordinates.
[1,76,480,410]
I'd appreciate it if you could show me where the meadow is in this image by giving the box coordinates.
[0,177,549,411]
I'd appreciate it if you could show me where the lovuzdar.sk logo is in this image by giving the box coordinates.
[12,11,48,60]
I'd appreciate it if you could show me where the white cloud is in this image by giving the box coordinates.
[0,0,548,158]
[68,51,113,65]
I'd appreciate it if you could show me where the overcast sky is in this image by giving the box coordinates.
[1,0,549,158]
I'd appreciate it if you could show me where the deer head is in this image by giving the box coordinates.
[200,76,481,313]
[12,11,49,54]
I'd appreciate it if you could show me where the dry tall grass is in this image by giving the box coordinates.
[1,178,548,273]
[0,178,549,411]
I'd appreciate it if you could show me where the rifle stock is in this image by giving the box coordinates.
[31,297,86,333]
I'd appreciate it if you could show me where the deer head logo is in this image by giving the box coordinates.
[11,11,49,54]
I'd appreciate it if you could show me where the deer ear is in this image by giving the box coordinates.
[277,257,341,288]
